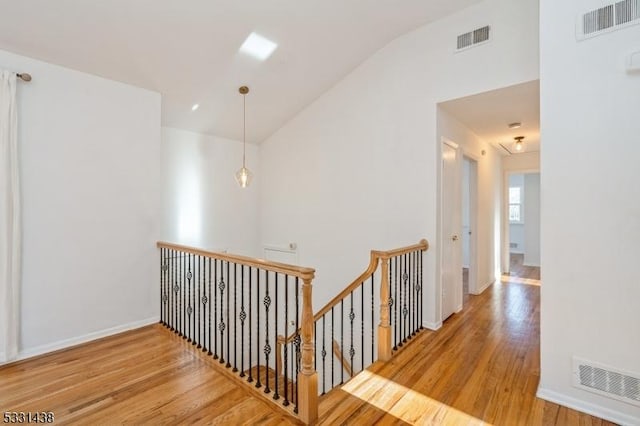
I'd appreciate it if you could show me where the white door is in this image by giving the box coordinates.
[441,141,462,321]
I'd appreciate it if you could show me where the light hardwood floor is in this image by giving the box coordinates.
[0,326,301,425]
[1,278,613,425]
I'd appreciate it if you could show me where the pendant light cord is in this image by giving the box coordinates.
[243,92,246,168]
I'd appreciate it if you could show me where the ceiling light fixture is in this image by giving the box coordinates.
[235,86,253,188]
[508,122,522,129]
[239,32,278,61]
[514,136,525,152]
[191,103,200,111]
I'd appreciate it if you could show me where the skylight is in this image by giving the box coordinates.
[239,32,278,61]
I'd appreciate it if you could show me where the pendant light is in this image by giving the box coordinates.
[514,136,525,152]
[235,86,253,188]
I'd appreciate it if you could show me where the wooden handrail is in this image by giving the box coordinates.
[372,239,429,259]
[278,239,429,346]
[156,241,315,280]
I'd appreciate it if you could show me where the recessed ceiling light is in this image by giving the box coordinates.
[240,32,278,61]
[508,122,522,129]
[191,103,199,111]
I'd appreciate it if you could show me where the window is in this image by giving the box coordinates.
[509,187,523,223]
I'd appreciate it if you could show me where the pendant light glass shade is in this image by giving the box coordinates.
[514,136,524,152]
[235,166,253,188]
[235,85,253,188]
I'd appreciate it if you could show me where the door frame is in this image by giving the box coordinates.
[461,154,480,297]
[501,168,540,275]
[439,138,463,321]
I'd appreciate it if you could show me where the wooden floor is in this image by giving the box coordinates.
[0,326,301,425]
[1,278,613,425]
[508,253,541,281]
[317,279,614,425]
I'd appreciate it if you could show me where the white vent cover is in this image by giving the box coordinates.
[456,25,490,51]
[573,357,640,407]
[577,0,640,40]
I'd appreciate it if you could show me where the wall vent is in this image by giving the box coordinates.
[510,242,518,249]
[456,25,490,51]
[573,357,640,407]
[577,0,640,40]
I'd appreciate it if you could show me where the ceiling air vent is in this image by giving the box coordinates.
[456,25,490,52]
[573,357,640,407]
[577,0,640,40]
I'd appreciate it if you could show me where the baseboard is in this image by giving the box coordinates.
[537,386,640,426]
[471,279,494,295]
[523,262,541,267]
[424,321,442,331]
[10,316,159,364]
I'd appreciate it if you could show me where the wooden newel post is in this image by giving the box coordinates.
[298,276,318,424]
[378,256,392,361]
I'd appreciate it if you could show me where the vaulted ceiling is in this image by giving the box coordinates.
[0,0,482,142]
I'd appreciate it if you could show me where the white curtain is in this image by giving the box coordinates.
[0,70,20,363]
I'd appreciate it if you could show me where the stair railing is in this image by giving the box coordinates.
[156,242,317,424]
[276,239,429,412]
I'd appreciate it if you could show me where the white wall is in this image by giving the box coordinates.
[259,0,537,328]
[539,0,640,423]
[161,127,260,256]
[0,49,161,360]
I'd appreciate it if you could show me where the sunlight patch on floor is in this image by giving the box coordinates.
[341,370,492,425]
[501,275,541,286]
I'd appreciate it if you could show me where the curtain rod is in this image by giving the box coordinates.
[17,73,32,82]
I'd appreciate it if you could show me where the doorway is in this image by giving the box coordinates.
[505,172,541,281]
[462,156,478,306]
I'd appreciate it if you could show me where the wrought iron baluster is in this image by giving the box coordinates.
[394,256,398,350]
[213,259,218,359]
[172,249,176,332]
[413,251,417,335]
[256,267,262,388]
[274,273,279,400]
[208,258,212,354]
[349,291,355,376]
[419,250,423,329]
[371,273,374,364]
[264,270,271,393]
[321,316,326,395]
[233,263,238,372]
[402,253,408,345]
[160,248,164,325]
[331,307,334,390]
[197,255,202,348]
[240,265,246,377]
[182,252,186,337]
[248,266,253,383]
[361,282,364,372]
[340,300,344,384]
[283,274,289,406]
[219,260,226,364]
[187,253,192,343]
[294,277,300,414]
[226,261,231,368]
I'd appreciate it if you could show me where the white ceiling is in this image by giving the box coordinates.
[0,0,482,143]
[439,80,540,155]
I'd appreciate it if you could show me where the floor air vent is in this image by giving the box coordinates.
[456,25,490,51]
[577,0,640,40]
[573,357,640,407]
